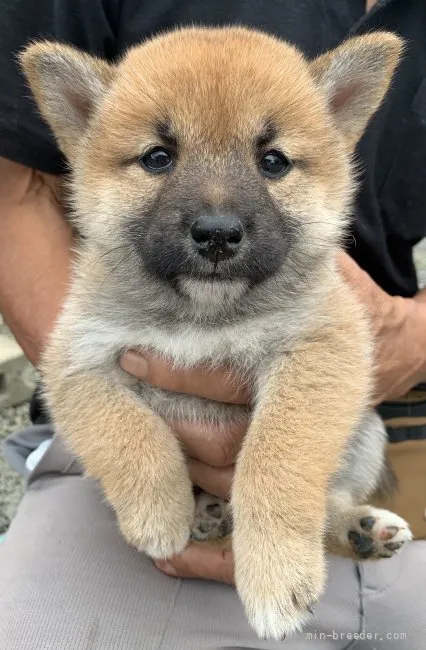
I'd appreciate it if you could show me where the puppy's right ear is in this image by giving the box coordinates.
[20,42,114,160]
[309,33,403,151]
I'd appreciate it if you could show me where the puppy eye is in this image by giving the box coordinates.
[139,147,173,173]
[260,150,292,179]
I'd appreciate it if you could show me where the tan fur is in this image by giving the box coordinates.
[20,27,403,640]
[42,343,194,558]
[232,281,372,629]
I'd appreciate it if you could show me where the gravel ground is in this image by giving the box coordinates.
[0,320,34,533]
[0,403,28,533]
[0,239,425,534]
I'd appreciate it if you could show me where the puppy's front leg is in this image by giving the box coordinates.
[232,306,371,639]
[43,366,194,559]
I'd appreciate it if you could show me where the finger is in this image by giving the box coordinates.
[120,350,250,404]
[155,543,234,585]
[188,459,233,499]
[172,418,247,467]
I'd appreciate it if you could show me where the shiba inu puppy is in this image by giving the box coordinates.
[21,27,412,640]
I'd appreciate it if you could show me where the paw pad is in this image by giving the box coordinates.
[348,530,375,557]
[347,509,412,560]
[378,526,398,540]
[359,516,375,531]
[191,492,231,541]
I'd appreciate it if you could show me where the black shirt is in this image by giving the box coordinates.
[0,0,425,301]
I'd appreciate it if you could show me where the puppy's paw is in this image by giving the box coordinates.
[234,533,324,640]
[191,491,232,541]
[115,474,195,559]
[346,506,412,559]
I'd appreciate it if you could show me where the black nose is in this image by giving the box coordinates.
[190,215,244,262]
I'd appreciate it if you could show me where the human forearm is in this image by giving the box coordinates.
[0,158,73,365]
[414,287,426,303]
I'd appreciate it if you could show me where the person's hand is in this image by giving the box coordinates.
[154,542,235,584]
[337,252,426,404]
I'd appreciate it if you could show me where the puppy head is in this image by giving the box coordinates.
[20,28,402,308]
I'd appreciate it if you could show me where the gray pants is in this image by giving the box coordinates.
[0,434,425,649]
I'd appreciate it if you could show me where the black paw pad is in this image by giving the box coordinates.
[206,503,222,518]
[384,541,404,552]
[348,530,375,557]
[359,516,376,532]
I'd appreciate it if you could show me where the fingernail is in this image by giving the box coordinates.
[154,560,177,576]
[120,351,148,378]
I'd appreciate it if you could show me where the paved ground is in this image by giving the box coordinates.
[0,239,425,534]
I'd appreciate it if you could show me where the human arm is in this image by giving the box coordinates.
[0,157,73,365]
[0,0,122,363]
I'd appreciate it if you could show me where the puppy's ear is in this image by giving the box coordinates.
[310,33,403,150]
[20,42,114,159]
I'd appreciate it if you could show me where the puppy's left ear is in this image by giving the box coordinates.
[310,33,403,150]
[20,41,114,160]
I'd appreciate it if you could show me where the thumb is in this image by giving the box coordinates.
[188,459,233,499]
[154,542,234,585]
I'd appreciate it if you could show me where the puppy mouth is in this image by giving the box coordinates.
[177,275,249,305]
[185,269,241,282]
[176,255,248,283]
